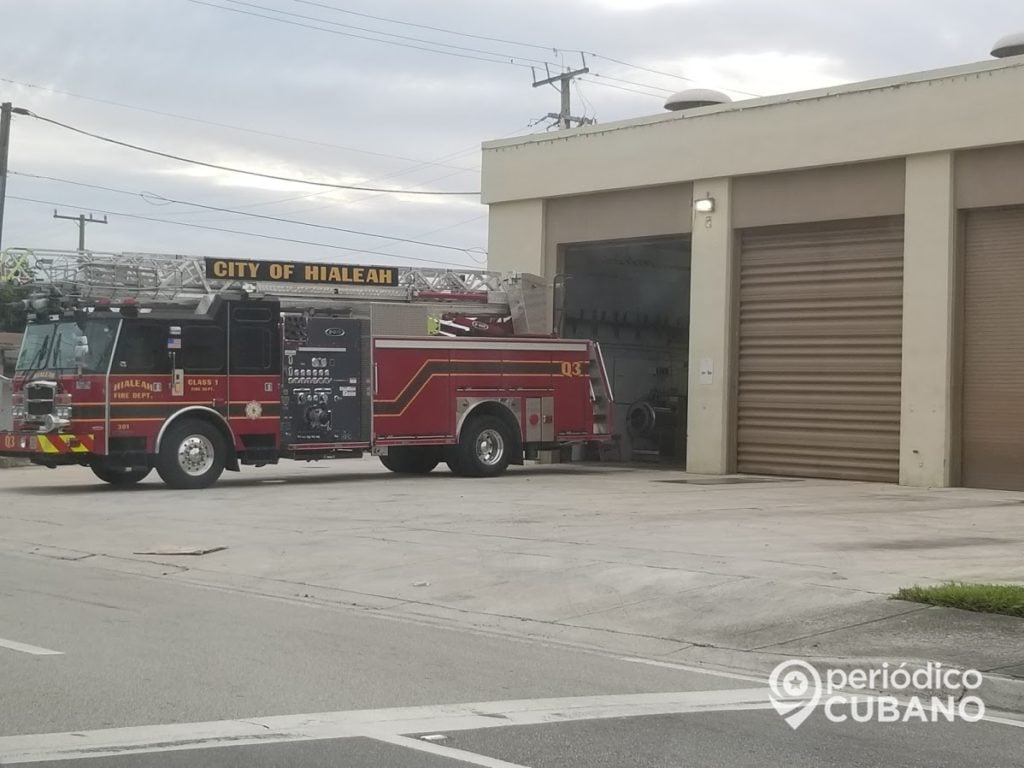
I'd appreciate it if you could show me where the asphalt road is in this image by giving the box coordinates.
[1,464,1023,766]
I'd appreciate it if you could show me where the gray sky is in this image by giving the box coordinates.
[2,0,1021,270]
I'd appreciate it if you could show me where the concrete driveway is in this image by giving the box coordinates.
[2,460,1023,680]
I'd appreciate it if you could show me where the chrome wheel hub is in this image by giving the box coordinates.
[475,428,505,467]
[177,434,215,476]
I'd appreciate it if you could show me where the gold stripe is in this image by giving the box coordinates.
[36,436,58,454]
[374,358,437,405]
[375,358,560,406]
[110,400,213,406]
[375,372,553,418]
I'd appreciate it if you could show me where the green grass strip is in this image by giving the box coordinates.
[894,582,1024,618]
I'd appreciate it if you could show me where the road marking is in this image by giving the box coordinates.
[619,656,765,683]
[0,688,772,764]
[370,733,530,768]
[0,637,63,656]
[979,713,1024,729]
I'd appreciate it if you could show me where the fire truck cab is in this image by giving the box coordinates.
[1,252,613,489]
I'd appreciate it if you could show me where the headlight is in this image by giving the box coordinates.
[55,406,72,419]
[12,405,27,419]
[42,414,71,431]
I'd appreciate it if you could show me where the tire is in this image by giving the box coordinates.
[444,447,468,476]
[379,447,440,474]
[454,415,514,478]
[91,462,151,487]
[155,418,226,489]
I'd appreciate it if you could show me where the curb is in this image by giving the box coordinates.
[978,671,1024,715]
[0,457,31,469]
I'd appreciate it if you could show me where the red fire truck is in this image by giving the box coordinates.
[0,250,612,489]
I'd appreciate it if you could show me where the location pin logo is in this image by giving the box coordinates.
[768,660,822,730]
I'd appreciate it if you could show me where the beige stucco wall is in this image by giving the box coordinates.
[732,161,906,228]
[686,178,736,474]
[955,144,1024,210]
[546,184,692,277]
[487,199,545,275]
[900,152,957,487]
[483,58,1024,204]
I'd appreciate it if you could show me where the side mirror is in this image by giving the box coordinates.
[74,336,90,364]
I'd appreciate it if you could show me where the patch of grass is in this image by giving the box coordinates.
[894,582,1024,618]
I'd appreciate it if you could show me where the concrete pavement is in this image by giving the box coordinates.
[3,460,1024,766]
[1,460,1022,703]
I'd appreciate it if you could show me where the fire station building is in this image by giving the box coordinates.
[481,55,1024,490]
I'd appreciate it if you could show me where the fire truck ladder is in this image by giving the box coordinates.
[0,248,550,334]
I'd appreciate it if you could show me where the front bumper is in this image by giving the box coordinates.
[0,431,96,457]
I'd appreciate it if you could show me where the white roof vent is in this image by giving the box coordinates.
[992,32,1024,58]
[664,88,732,111]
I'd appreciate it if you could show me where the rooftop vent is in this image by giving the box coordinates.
[992,32,1024,58]
[664,88,732,112]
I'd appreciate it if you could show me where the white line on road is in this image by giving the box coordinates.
[0,637,63,656]
[0,688,772,764]
[370,733,531,768]
[619,656,765,683]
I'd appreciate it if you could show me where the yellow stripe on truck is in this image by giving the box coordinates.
[36,436,58,454]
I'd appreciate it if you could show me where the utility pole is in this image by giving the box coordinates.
[532,64,595,130]
[0,102,12,252]
[53,210,107,251]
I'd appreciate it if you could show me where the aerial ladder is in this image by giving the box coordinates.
[0,248,550,335]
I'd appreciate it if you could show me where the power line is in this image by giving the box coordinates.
[14,108,480,196]
[215,122,532,218]
[573,80,596,122]
[361,214,489,261]
[586,53,763,98]
[223,0,551,66]
[187,0,698,101]
[292,0,557,53]
[7,194,478,267]
[585,54,699,87]
[588,72,673,95]
[186,0,538,70]
[578,77,666,99]
[0,77,476,173]
[289,0,762,97]
[9,171,480,254]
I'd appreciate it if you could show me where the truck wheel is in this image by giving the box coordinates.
[91,462,151,487]
[444,448,468,476]
[455,415,514,477]
[379,447,439,474]
[156,419,226,489]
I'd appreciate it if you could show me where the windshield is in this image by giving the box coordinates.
[15,317,120,375]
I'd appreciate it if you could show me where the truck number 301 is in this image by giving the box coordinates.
[560,361,586,377]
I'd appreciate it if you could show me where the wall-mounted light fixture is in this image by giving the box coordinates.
[693,197,715,213]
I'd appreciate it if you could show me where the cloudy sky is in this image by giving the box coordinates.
[2,0,1021,271]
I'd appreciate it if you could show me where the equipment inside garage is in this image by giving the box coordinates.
[558,236,690,463]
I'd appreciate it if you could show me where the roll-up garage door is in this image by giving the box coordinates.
[737,217,904,481]
[962,207,1024,490]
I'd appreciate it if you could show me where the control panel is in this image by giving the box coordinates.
[281,316,364,444]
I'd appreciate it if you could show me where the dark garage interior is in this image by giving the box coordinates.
[558,236,690,464]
